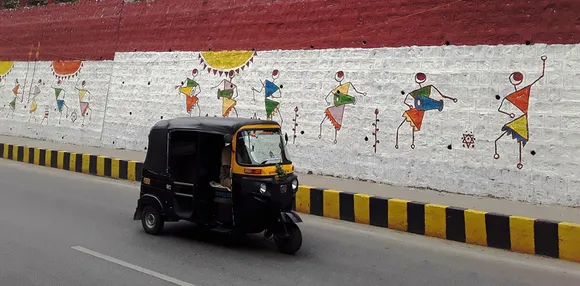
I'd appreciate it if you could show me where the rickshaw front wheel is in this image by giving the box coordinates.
[141,206,164,235]
[274,223,302,255]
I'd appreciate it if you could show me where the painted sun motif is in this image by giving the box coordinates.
[199,50,256,76]
[0,61,14,80]
[51,61,83,79]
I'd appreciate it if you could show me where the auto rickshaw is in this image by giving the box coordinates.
[132,117,303,254]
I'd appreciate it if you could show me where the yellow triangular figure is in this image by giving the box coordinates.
[505,115,528,140]
[79,89,88,101]
[179,86,193,96]
[332,82,351,95]
[30,100,38,113]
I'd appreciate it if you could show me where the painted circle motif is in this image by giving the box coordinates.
[335,71,345,82]
[415,73,427,84]
[272,69,279,79]
[509,72,524,86]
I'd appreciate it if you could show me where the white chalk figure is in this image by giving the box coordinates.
[175,69,202,116]
[27,79,43,123]
[51,79,69,124]
[2,78,26,119]
[211,70,239,117]
[40,105,50,125]
[252,69,283,125]
[75,79,92,127]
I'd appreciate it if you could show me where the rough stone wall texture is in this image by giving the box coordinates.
[0,0,579,206]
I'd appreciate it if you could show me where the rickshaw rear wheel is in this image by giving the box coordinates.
[141,206,164,235]
[274,223,302,255]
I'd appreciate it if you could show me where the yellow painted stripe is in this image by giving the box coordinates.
[97,156,106,176]
[111,158,120,179]
[23,146,30,163]
[388,198,409,231]
[82,154,90,174]
[57,151,65,169]
[559,222,580,262]
[33,148,40,165]
[12,144,19,160]
[354,194,371,224]
[465,209,487,246]
[44,149,52,167]
[425,204,447,239]
[69,153,77,172]
[323,189,341,219]
[2,144,9,159]
[128,161,137,181]
[509,216,535,254]
[295,185,312,214]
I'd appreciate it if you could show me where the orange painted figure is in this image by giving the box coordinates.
[75,79,92,126]
[318,71,366,144]
[3,79,25,119]
[211,70,238,117]
[175,69,202,116]
[395,73,457,149]
[494,56,547,169]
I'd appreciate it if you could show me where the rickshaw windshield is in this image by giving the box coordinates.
[236,129,291,166]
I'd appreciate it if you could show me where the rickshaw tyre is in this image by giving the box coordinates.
[141,206,164,235]
[275,223,302,255]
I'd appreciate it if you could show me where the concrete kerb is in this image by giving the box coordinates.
[1,142,579,263]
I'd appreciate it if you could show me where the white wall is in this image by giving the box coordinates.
[2,44,579,206]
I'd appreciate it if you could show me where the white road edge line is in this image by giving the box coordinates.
[71,246,197,286]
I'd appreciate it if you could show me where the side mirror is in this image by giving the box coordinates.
[224,134,232,144]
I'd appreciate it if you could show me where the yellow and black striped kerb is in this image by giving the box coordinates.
[1,142,578,263]
[0,143,143,182]
[295,185,580,263]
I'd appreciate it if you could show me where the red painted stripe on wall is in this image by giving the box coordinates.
[0,0,578,61]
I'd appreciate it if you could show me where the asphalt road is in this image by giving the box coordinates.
[0,160,579,286]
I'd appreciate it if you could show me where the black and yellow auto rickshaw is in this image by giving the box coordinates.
[132,117,303,254]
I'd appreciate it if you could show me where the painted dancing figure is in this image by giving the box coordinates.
[395,73,457,149]
[252,69,283,125]
[175,69,202,116]
[76,79,92,126]
[211,70,238,117]
[28,79,43,122]
[494,56,547,169]
[40,105,50,125]
[4,79,25,119]
[52,79,69,124]
[318,71,366,144]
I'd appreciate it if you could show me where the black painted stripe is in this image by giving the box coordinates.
[135,162,143,181]
[27,147,34,163]
[63,152,71,170]
[446,207,466,243]
[104,157,112,177]
[309,188,324,216]
[7,145,13,160]
[407,201,426,235]
[75,153,83,172]
[89,155,97,175]
[16,146,24,162]
[39,149,46,166]
[369,196,388,227]
[534,219,559,258]
[50,150,58,168]
[0,143,4,158]
[485,212,511,250]
[119,160,128,179]
[339,192,355,222]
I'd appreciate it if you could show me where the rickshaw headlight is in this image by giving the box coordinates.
[291,179,298,190]
[259,183,267,194]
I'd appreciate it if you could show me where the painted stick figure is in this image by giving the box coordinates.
[211,70,238,117]
[175,69,202,116]
[4,79,25,119]
[395,73,457,149]
[28,79,43,123]
[52,79,69,124]
[318,71,366,144]
[252,69,283,124]
[40,105,50,125]
[76,79,92,126]
[494,56,547,169]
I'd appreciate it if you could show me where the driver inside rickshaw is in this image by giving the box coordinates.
[219,143,232,189]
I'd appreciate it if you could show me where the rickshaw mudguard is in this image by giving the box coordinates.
[281,211,302,224]
[133,194,164,220]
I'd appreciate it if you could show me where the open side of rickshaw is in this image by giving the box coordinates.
[133,117,303,254]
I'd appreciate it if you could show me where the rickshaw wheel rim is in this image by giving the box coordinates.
[145,213,156,228]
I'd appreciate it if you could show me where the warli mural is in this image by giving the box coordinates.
[252,69,283,124]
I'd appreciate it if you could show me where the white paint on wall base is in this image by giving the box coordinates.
[1,44,579,206]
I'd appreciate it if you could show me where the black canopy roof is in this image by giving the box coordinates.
[150,117,278,136]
